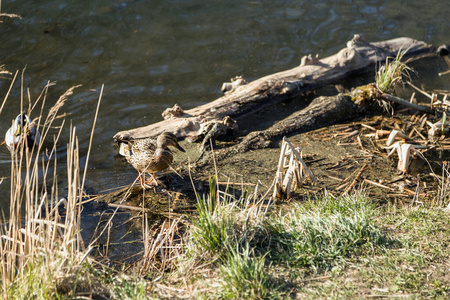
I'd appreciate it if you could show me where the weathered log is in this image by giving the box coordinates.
[236,93,369,151]
[114,34,434,142]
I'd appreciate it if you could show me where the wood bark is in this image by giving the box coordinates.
[235,94,366,151]
[114,34,435,142]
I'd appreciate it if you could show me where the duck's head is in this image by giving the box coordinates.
[5,113,40,151]
[157,132,185,152]
[13,113,31,136]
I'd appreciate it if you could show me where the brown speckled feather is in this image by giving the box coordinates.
[118,132,185,188]
[126,138,173,174]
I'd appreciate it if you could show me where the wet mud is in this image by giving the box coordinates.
[97,111,447,211]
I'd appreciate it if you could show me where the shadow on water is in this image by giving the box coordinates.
[80,170,197,266]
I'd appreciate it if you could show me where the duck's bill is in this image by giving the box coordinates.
[176,143,185,152]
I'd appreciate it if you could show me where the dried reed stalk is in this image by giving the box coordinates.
[273,137,315,199]
[139,218,183,276]
[0,79,100,297]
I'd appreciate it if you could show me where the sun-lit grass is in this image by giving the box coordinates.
[150,179,449,299]
[264,195,393,271]
[186,176,270,260]
[160,181,396,298]
[375,47,414,94]
[345,204,450,298]
[109,275,148,300]
[219,243,272,299]
[190,182,230,256]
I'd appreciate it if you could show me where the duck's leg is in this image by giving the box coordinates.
[146,173,160,186]
[139,173,154,190]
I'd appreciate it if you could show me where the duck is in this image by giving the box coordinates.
[4,113,41,152]
[118,132,185,189]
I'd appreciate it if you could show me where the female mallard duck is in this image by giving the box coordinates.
[4,113,41,152]
[119,132,185,189]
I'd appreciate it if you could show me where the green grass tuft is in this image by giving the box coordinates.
[110,275,148,300]
[266,195,393,270]
[375,47,413,94]
[190,192,232,256]
[219,243,273,299]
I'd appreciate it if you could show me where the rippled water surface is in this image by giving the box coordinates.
[0,0,449,211]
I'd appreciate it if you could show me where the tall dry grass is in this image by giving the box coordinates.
[0,76,102,298]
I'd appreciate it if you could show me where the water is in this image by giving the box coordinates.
[0,0,449,208]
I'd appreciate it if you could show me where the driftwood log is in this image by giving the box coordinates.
[236,94,366,151]
[114,34,435,145]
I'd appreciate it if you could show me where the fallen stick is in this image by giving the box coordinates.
[108,203,153,213]
[364,179,394,191]
[216,181,256,186]
[344,163,368,194]
[379,92,433,114]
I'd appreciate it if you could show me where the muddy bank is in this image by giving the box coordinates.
[191,114,445,202]
[97,111,447,215]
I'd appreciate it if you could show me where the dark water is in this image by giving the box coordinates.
[0,0,449,208]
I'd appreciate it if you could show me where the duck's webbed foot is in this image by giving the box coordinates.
[139,173,157,190]
[145,173,160,186]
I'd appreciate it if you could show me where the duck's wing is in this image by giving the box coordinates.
[132,137,157,153]
[144,148,174,173]
[28,119,41,144]
[25,121,41,148]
